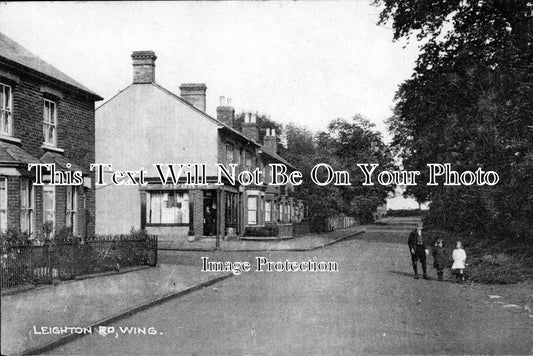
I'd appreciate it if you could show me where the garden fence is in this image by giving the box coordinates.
[1,235,157,289]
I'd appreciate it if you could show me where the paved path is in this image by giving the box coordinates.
[158,226,364,251]
[48,227,533,355]
[0,265,227,355]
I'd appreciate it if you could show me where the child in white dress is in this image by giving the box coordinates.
[452,241,467,283]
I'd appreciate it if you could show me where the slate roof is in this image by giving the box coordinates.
[41,151,85,172]
[0,141,40,165]
[0,141,39,165]
[0,32,102,100]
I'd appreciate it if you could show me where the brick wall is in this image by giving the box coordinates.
[2,65,97,237]
[191,189,203,236]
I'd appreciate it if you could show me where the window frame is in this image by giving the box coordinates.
[0,83,13,136]
[20,178,35,236]
[265,200,272,223]
[245,150,252,169]
[247,195,257,225]
[66,185,78,236]
[226,142,234,163]
[0,177,7,231]
[43,98,57,146]
[146,190,190,226]
[43,184,55,236]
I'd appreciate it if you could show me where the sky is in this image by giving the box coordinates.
[0,1,419,139]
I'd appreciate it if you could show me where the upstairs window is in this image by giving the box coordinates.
[43,99,57,146]
[0,83,13,136]
[226,142,234,163]
[245,150,252,169]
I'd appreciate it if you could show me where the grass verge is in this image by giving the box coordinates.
[424,229,533,284]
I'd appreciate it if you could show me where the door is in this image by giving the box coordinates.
[203,191,217,236]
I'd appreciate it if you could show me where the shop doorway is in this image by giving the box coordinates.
[203,191,217,236]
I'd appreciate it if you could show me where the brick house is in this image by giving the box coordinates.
[95,51,304,239]
[0,32,102,240]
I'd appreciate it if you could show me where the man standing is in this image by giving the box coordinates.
[408,223,428,279]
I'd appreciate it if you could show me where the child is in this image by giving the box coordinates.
[432,238,446,281]
[452,241,467,283]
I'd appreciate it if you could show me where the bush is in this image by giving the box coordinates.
[387,209,426,217]
[244,224,279,237]
[0,228,31,251]
[423,228,533,284]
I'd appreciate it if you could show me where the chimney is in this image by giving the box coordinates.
[242,112,258,142]
[263,128,277,154]
[216,96,235,127]
[131,51,157,84]
[179,83,207,112]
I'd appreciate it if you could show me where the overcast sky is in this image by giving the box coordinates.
[0,1,419,139]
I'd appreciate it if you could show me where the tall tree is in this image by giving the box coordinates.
[377,0,533,239]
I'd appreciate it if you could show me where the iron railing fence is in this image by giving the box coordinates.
[1,235,157,289]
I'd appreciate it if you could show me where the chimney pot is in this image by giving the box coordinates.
[216,95,235,127]
[131,51,157,84]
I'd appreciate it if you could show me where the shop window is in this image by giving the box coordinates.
[147,191,189,224]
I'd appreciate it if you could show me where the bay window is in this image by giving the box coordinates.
[265,200,272,222]
[0,177,7,231]
[247,195,257,225]
[43,185,55,236]
[20,179,35,236]
[66,186,78,235]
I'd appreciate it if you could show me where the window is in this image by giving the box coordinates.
[20,179,35,236]
[43,99,57,146]
[0,83,13,136]
[278,203,283,222]
[265,201,272,222]
[245,150,252,168]
[225,193,238,227]
[288,204,292,222]
[43,185,55,236]
[247,196,257,225]
[0,177,7,231]
[226,142,234,163]
[66,186,78,235]
[147,191,189,224]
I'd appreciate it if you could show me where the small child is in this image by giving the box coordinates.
[452,241,467,283]
[432,238,446,281]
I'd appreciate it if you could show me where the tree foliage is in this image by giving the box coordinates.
[377,0,533,240]
[280,116,395,223]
